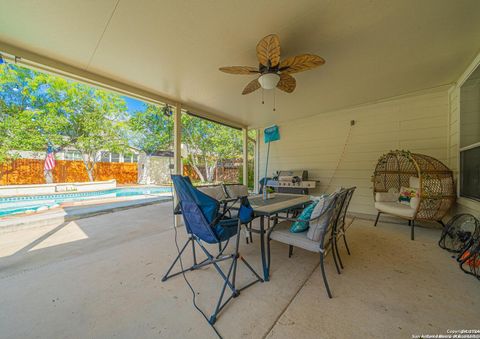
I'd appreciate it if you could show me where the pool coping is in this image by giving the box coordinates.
[0,185,171,200]
[0,196,172,234]
[0,180,118,197]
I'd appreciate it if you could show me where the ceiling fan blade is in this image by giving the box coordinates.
[256,34,281,67]
[277,73,296,93]
[219,66,259,74]
[279,54,325,74]
[242,78,261,95]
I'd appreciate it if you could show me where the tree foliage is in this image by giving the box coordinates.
[0,65,69,166]
[0,63,246,184]
[56,83,129,181]
[0,63,128,181]
[181,114,242,182]
[129,108,243,184]
[128,104,173,155]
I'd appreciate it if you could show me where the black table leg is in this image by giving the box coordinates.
[259,215,269,281]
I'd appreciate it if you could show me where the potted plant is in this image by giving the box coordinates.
[266,187,276,199]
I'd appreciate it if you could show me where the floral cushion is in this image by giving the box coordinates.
[398,186,418,206]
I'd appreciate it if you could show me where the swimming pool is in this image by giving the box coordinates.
[0,186,172,217]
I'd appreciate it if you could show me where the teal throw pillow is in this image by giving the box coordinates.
[290,201,318,233]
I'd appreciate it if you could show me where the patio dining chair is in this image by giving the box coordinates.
[333,187,356,270]
[223,184,255,244]
[162,175,263,324]
[267,190,347,298]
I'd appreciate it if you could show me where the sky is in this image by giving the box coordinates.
[122,95,147,114]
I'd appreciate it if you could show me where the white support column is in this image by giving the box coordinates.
[173,103,182,226]
[242,128,248,187]
[254,130,260,193]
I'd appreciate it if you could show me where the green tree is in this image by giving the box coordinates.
[128,104,174,184]
[129,104,173,155]
[59,84,129,181]
[1,63,245,185]
[0,63,129,182]
[0,64,67,165]
[181,114,242,183]
[239,129,257,189]
[0,99,17,163]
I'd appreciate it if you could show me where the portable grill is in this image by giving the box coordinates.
[266,170,317,195]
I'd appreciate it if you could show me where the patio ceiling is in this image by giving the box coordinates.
[1,0,480,127]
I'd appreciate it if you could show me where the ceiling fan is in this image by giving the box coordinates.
[219,34,325,95]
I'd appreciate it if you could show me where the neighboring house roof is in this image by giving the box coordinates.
[151,150,174,157]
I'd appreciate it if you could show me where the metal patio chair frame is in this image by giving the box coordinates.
[333,187,356,270]
[223,183,256,244]
[161,175,263,324]
[266,190,347,298]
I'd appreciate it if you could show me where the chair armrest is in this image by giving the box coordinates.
[375,192,399,202]
[217,218,240,226]
[212,197,241,226]
[276,206,330,223]
[173,202,182,215]
[410,197,420,210]
[275,215,311,223]
[219,198,240,204]
[267,216,319,239]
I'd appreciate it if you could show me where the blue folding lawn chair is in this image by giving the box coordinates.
[162,175,263,324]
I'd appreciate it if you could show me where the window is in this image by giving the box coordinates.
[110,152,120,163]
[460,146,480,201]
[123,153,139,163]
[100,151,110,162]
[459,65,480,201]
[64,150,82,161]
[99,152,121,162]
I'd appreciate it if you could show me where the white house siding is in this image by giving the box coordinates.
[137,155,173,185]
[258,87,450,216]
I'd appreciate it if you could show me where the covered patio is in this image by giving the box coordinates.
[1,0,480,338]
[1,204,478,338]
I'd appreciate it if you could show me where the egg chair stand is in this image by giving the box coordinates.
[372,150,455,240]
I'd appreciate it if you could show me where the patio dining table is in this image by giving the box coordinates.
[233,193,311,281]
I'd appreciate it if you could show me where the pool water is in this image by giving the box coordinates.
[0,187,172,217]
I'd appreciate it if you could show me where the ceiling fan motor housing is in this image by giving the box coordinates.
[259,73,280,89]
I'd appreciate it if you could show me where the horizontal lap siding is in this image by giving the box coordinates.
[259,89,449,216]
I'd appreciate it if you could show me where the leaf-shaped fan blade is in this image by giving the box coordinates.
[256,34,281,67]
[242,78,261,95]
[277,73,296,93]
[219,66,259,74]
[279,54,325,74]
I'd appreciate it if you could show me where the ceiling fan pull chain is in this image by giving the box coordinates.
[262,88,264,104]
[273,88,276,111]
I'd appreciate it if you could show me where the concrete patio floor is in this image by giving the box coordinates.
[0,201,478,338]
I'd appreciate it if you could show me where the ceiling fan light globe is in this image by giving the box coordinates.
[258,73,280,90]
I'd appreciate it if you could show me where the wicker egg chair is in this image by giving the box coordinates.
[372,150,455,240]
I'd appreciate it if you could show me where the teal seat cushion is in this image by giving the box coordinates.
[290,201,318,233]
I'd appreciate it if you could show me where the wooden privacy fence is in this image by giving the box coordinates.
[0,159,138,185]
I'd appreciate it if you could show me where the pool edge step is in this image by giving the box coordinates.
[0,197,172,234]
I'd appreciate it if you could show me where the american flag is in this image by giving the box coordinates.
[44,145,56,171]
